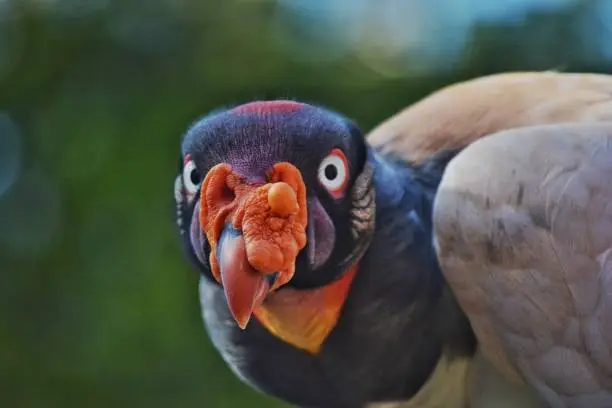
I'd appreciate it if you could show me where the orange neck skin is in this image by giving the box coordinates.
[252,263,359,354]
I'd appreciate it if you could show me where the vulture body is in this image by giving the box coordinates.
[174,71,612,408]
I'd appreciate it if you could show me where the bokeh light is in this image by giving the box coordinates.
[0,167,62,256]
[583,0,612,61]
[273,0,592,76]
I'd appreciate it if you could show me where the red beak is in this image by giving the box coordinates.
[217,224,271,329]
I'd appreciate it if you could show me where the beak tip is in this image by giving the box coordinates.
[237,317,250,330]
[229,306,253,330]
[223,287,256,330]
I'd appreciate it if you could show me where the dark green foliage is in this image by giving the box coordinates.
[0,0,609,406]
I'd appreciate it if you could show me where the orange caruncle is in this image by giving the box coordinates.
[200,161,308,290]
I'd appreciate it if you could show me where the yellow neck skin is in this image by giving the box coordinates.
[253,264,359,354]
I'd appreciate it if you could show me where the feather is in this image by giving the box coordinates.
[434,123,612,407]
[367,71,612,163]
[365,71,612,407]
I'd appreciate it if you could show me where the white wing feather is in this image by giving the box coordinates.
[434,123,612,408]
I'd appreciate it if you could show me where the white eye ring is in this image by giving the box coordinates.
[174,175,183,204]
[183,159,201,195]
[318,150,348,196]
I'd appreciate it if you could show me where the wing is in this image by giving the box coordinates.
[433,123,612,408]
[367,71,612,163]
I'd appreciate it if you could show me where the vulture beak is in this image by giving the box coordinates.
[199,162,308,329]
[217,224,278,328]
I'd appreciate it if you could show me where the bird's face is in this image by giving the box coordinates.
[175,101,375,329]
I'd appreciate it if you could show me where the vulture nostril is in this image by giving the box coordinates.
[201,164,238,211]
[218,183,235,207]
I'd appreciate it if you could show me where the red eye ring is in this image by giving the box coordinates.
[317,148,349,199]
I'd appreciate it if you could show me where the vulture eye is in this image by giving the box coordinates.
[183,157,202,195]
[318,148,348,198]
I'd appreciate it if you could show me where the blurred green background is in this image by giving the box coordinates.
[1,0,612,407]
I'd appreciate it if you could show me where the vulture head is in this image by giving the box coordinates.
[175,101,376,331]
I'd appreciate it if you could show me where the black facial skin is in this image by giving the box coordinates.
[175,102,475,408]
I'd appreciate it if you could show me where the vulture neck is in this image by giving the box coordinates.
[361,149,477,404]
[373,148,475,353]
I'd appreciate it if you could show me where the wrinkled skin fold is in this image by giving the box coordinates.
[198,161,308,328]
